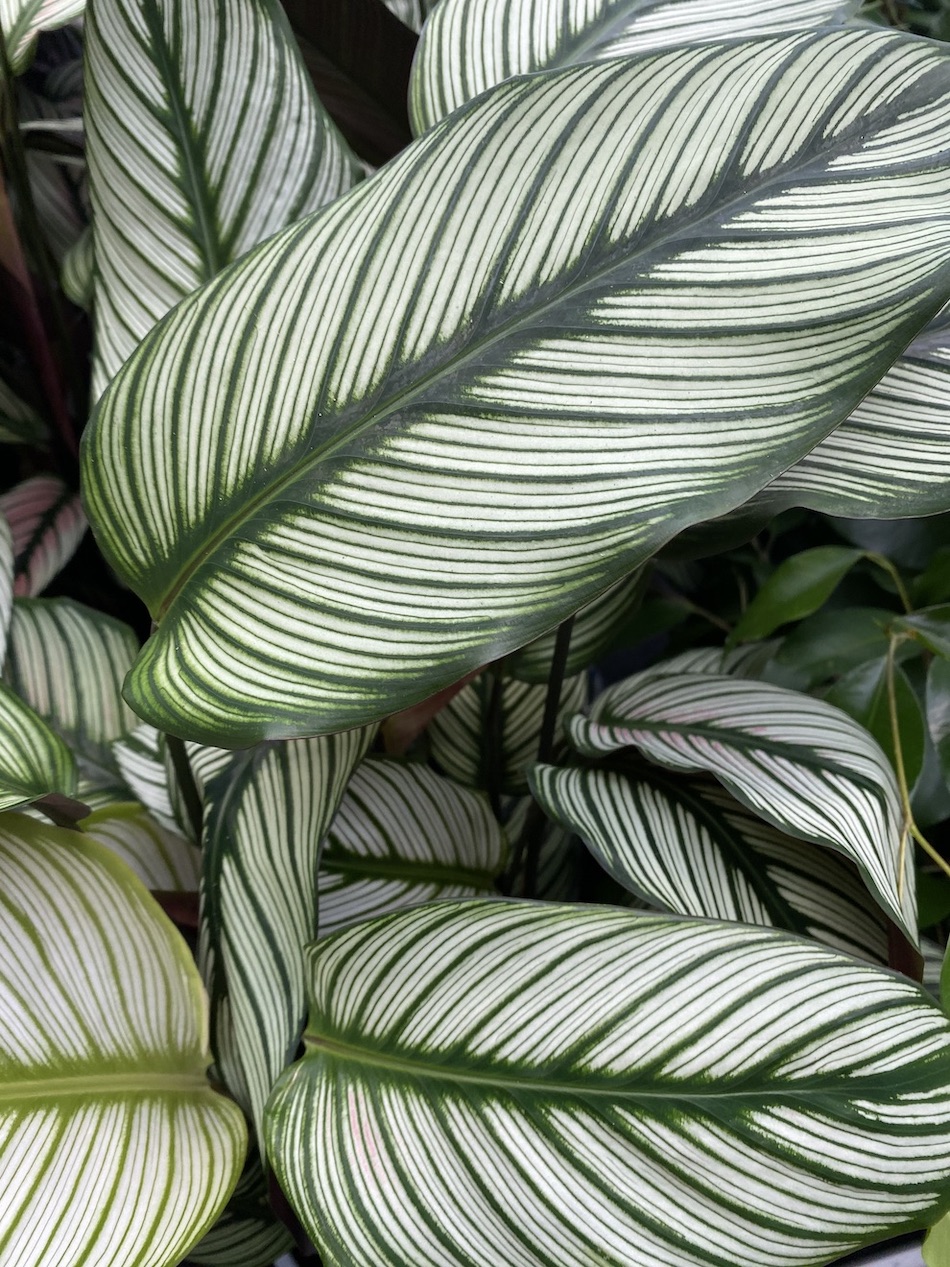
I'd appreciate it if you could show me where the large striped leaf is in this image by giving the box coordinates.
[0,475,86,597]
[569,671,915,940]
[84,0,361,396]
[184,1156,292,1267]
[81,801,201,891]
[319,757,504,937]
[0,810,246,1265]
[0,679,76,810]
[113,722,181,835]
[266,899,950,1267]
[83,31,950,747]
[531,760,888,962]
[201,727,374,1140]
[3,598,140,774]
[428,671,588,795]
[0,0,83,72]
[410,0,856,133]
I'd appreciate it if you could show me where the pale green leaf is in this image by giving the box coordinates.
[0,810,246,1265]
[82,31,950,747]
[0,0,83,73]
[266,900,950,1267]
[201,727,375,1140]
[568,671,916,939]
[410,0,856,133]
[319,757,504,936]
[731,546,864,643]
[81,800,200,891]
[0,679,76,810]
[531,761,888,961]
[0,475,86,597]
[84,0,361,395]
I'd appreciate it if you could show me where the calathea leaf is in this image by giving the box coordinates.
[319,757,504,936]
[265,899,950,1267]
[0,514,12,667]
[0,0,84,73]
[184,1155,292,1267]
[112,722,181,835]
[201,727,375,1141]
[84,0,361,395]
[409,0,856,133]
[83,30,950,748]
[530,760,888,962]
[0,474,86,597]
[0,679,76,811]
[0,810,246,1265]
[568,671,916,939]
[80,800,201,891]
[0,375,48,446]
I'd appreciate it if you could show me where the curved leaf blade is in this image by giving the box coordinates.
[0,0,84,73]
[85,0,361,394]
[0,679,76,810]
[81,800,200,891]
[84,31,950,746]
[266,900,950,1267]
[0,810,246,1265]
[570,671,915,938]
[0,475,86,597]
[0,376,48,446]
[410,0,856,133]
[531,761,888,961]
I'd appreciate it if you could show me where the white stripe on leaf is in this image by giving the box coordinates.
[0,680,76,811]
[0,475,86,597]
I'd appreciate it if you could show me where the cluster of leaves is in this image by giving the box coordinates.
[7,2,950,1267]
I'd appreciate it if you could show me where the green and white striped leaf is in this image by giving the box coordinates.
[506,569,646,683]
[0,515,12,667]
[81,801,201,891]
[266,899,950,1267]
[62,222,95,309]
[755,308,950,517]
[83,31,950,747]
[184,1156,292,1267]
[84,0,361,396]
[201,726,374,1140]
[0,0,84,73]
[0,376,48,446]
[0,679,76,810]
[569,671,915,939]
[0,810,246,1265]
[319,757,503,936]
[380,0,437,32]
[0,474,86,597]
[409,0,857,133]
[429,671,587,795]
[503,791,580,901]
[531,761,888,962]
[3,598,140,774]
[113,723,181,835]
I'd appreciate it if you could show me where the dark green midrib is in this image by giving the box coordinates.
[303,1034,928,1100]
[141,0,221,279]
[148,38,949,620]
[0,1069,210,1104]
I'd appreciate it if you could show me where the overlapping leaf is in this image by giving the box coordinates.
[0,680,76,810]
[568,671,915,939]
[266,900,950,1267]
[0,0,84,73]
[84,0,361,395]
[319,757,504,936]
[0,475,86,597]
[531,761,888,962]
[81,800,200,891]
[0,515,12,666]
[0,377,48,446]
[201,726,374,1139]
[83,31,950,746]
[410,0,856,133]
[113,722,180,835]
[0,811,246,1265]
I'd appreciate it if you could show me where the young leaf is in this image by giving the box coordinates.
[531,761,889,962]
[925,1213,950,1267]
[83,31,950,747]
[0,810,246,1264]
[568,671,916,939]
[730,545,864,643]
[266,900,950,1267]
[896,606,950,660]
[201,727,375,1141]
[0,679,76,810]
[84,0,361,394]
[410,0,856,133]
[0,474,86,597]
[319,757,504,936]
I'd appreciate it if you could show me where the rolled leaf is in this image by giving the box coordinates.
[266,899,950,1267]
[0,679,76,810]
[83,31,950,747]
[410,0,856,133]
[0,474,86,597]
[0,810,246,1264]
[531,761,888,962]
[569,671,916,939]
[113,722,180,835]
[319,757,504,936]
[84,0,361,394]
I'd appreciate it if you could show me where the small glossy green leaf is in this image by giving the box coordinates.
[0,679,76,810]
[918,871,950,930]
[897,606,950,660]
[826,653,926,791]
[83,31,950,746]
[569,671,916,938]
[731,546,863,643]
[925,1212,950,1267]
[927,657,950,787]
[185,1156,292,1267]
[531,761,888,962]
[266,900,950,1267]
[0,810,247,1265]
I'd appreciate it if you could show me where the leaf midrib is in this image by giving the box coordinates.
[153,36,948,619]
[0,1068,211,1104]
